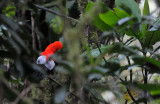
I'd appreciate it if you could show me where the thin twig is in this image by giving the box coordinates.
[31,12,36,50]
[125,37,134,44]
[126,56,132,83]
[11,85,33,104]
[126,88,138,104]
[142,67,145,78]
[95,43,107,63]
[0,82,2,104]
[126,38,136,46]
[33,4,78,22]
[125,100,128,104]
[148,74,153,81]
[149,45,160,57]
[48,77,79,100]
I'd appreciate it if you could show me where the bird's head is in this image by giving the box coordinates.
[52,41,63,50]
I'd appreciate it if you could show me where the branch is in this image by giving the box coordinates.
[126,88,138,104]
[126,56,132,83]
[95,43,107,63]
[48,77,80,100]
[11,85,33,104]
[33,4,78,22]
[31,12,36,50]
[0,82,2,104]
[125,37,134,44]
[149,45,160,57]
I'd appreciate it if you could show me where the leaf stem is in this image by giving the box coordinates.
[127,56,132,83]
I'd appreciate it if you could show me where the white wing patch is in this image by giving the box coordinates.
[44,60,55,70]
[36,55,46,64]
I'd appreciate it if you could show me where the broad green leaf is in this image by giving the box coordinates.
[133,56,160,72]
[144,30,160,48]
[99,8,131,29]
[107,43,137,56]
[142,0,150,36]
[91,45,112,57]
[113,9,141,37]
[115,0,141,22]
[151,90,160,95]
[85,1,94,12]
[114,8,130,19]
[99,10,119,27]
[104,61,121,74]
[81,44,112,58]
[94,16,112,31]
[143,0,150,16]
[2,2,16,18]
[94,43,138,66]
[133,56,160,67]
[86,2,109,13]
[86,2,111,31]
[123,82,160,92]
[50,16,64,34]
[137,83,160,92]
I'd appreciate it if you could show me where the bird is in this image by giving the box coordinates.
[36,41,63,71]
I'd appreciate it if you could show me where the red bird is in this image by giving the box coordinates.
[36,41,63,70]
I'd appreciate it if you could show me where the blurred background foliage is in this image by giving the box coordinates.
[0,0,160,104]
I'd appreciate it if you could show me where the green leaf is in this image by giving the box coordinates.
[82,44,112,58]
[123,82,160,92]
[86,2,109,13]
[107,43,137,56]
[50,16,63,34]
[151,90,160,95]
[86,2,111,31]
[94,43,137,66]
[2,2,16,18]
[94,16,112,31]
[99,10,119,27]
[85,1,94,12]
[142,0,150,36]
[91,45,112,57]
[144,30,160,48]
[114,8,130,19]
[133,56,160,72]
[115,0,141,22]
[137,83,160,92]
[143,0,150,16]
[133,56,160,66]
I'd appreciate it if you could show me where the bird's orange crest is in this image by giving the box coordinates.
[41,41,63,60]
